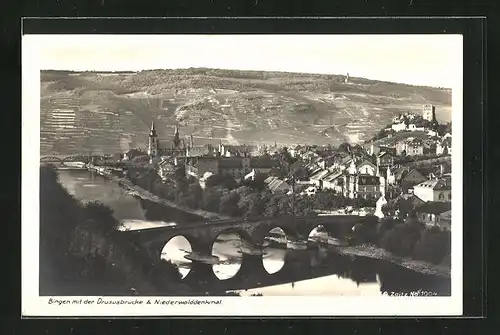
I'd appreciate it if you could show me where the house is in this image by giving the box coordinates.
[185,156,277,181]
[356,175,382,199]
[342,160,382,199]
[414,201,452,228]
[386,166,396,185]
[422,138,437,155]
[395,140,407,156]
[395,138,424,156]
[356,160,378,176]
[407,124,425,132]
[156,158,175,181]
[264,176,291,194]
[185,145,217,157]
[199,172,214,189]
[413,178,452,203]
[387,193,425,209]
[436,137,452,156]
[378,151,395,169]
[391,122,407,132]
[309,169,331,187]
[439,210,452,231]
[394,168,427,193]
[218,143,256,157]
[321,170,344,193]
[405,139,425,156]
[365,142,381,156]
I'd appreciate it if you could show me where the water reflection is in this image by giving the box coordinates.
[160,236,192,279]
[236,274,383,296]
[262,227,287,274]
[212,233,243,280]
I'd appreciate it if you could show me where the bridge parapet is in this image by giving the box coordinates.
[126,215,378,263]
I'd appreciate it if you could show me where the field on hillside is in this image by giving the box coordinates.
[39,69,452,155]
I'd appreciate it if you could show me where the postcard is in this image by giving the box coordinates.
[22,33,463,316]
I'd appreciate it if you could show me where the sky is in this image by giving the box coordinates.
[26,34,462,88]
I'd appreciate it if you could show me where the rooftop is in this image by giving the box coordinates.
[415,201,451,215]
[414,178,451,190]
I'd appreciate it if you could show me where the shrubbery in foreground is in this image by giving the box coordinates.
[39,165,189,296]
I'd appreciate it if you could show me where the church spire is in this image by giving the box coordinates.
[173,125,180,148]
[148,121,158,160]
[149,121,157,137]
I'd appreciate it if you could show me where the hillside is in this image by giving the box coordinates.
[39,69,452,155]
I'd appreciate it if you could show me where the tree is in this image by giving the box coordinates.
[380,219,423,257]
[268,167,285,179]
[265,194,284,217]
[376,217,401,242]
[178,183,203,209]
[313,190,338,210]
[241,173,267,192]
[339,142,352,153]
[219,190,241,217]
[293,195,317,217]
[201,187,223,213]
[82,201,122,234]
[174,166,186,184]
[413,227,451,264]
[205,174,238,190]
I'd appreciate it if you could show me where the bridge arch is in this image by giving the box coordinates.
[159,234,195,279]
[251,221,304,246]
[210,227,255,280]
[62,155,91,163]
[40,156,62,163]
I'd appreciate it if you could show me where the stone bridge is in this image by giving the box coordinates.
[123,214,379,293]
[124,214,378,261]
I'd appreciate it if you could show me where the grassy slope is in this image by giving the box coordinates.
[40,69,452,155]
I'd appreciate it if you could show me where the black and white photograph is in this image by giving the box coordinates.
[22,34,463,316]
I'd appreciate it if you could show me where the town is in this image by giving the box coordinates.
[43,102,452,271]
[70,103,451,231]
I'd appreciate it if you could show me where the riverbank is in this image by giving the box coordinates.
[334,244,451,278]
[87,164,231,220]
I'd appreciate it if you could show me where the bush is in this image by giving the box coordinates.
[413,227,451,264]
[219,190,242,217]
[39,166,185,296]
[380,219,423,257]
[205,174,238,190]
[201,187,223,213]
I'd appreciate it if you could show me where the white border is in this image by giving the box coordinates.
[21,34,463,317]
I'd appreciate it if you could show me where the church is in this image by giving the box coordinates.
[147,121,185,164]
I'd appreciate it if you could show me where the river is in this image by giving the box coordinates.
[57,169,451,296]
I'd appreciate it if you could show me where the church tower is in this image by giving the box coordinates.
[173,125,181,149]
[148,121,158,159]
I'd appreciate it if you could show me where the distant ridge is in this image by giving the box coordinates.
[40,68,451,155]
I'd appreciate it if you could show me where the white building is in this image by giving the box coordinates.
[407,124,425,132]
[413,178,452,202]
[391,122,407,132]
[375,195,387,218]
[386,166,395,185]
